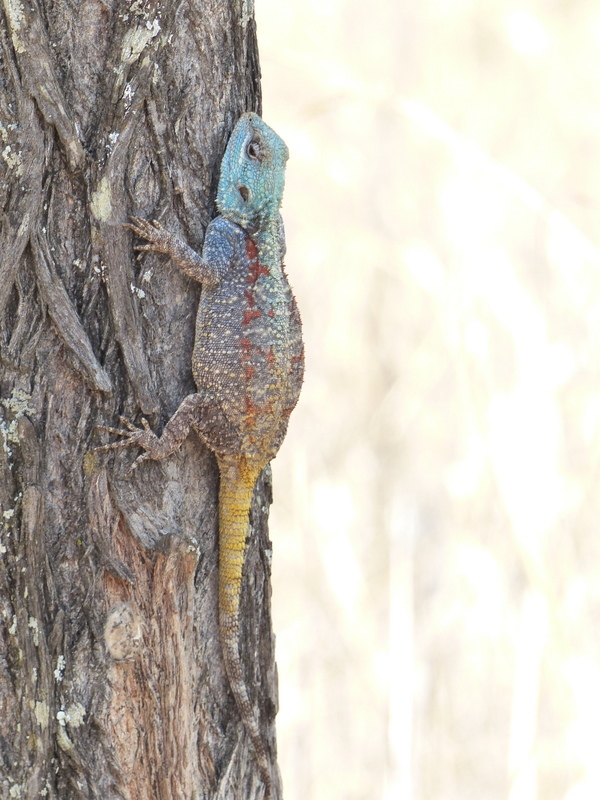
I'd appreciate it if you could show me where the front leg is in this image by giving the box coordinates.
[125,217,220,286]
[96,394,207,474]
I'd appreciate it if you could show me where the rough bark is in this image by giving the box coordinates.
[0,1,281,798]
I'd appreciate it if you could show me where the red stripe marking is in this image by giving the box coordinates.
[242,307,262,326]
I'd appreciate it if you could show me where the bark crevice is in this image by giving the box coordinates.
[0,0,279,797]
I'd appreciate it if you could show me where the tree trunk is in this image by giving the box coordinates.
[0,1,281,797]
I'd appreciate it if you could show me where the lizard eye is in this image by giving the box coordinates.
[246,140,262,161]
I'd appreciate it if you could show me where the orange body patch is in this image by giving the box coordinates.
[245,239,270,284]
[242,308,262,326]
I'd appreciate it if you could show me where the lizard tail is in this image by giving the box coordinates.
[218,459,272,798]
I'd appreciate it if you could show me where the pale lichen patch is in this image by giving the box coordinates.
[2,144,23,176]
[107,131,119,153]
[4,0,26,53]
[54,654,65,681]
[0,121,18,143]
[130,283,146,299]
[1,389,34,456]
[34,700,49,728]
[90,177,112,222]
[1,388,32,417]
[28,616,39,646]
[66,702,86,727]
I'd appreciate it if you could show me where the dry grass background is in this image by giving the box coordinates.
[254,2,600,799]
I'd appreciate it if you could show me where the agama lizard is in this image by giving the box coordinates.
[98,112,304,796]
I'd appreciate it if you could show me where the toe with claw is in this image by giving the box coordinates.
[95,416,159,475]
[123,216,175,256]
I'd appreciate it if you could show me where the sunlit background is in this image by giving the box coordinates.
[254,2,600,799]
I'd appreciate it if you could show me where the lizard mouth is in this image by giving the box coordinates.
[238,185,249,202]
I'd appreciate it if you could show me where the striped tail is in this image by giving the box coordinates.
[218,459,272,797]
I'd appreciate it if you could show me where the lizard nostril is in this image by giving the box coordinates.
[239,186,249,202]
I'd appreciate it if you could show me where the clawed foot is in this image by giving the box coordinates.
[95,416,159,475]
[124,216,175,256]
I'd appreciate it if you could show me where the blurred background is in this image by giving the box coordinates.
[254,2,600,799]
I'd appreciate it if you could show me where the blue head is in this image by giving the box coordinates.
[216,113,289,228]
